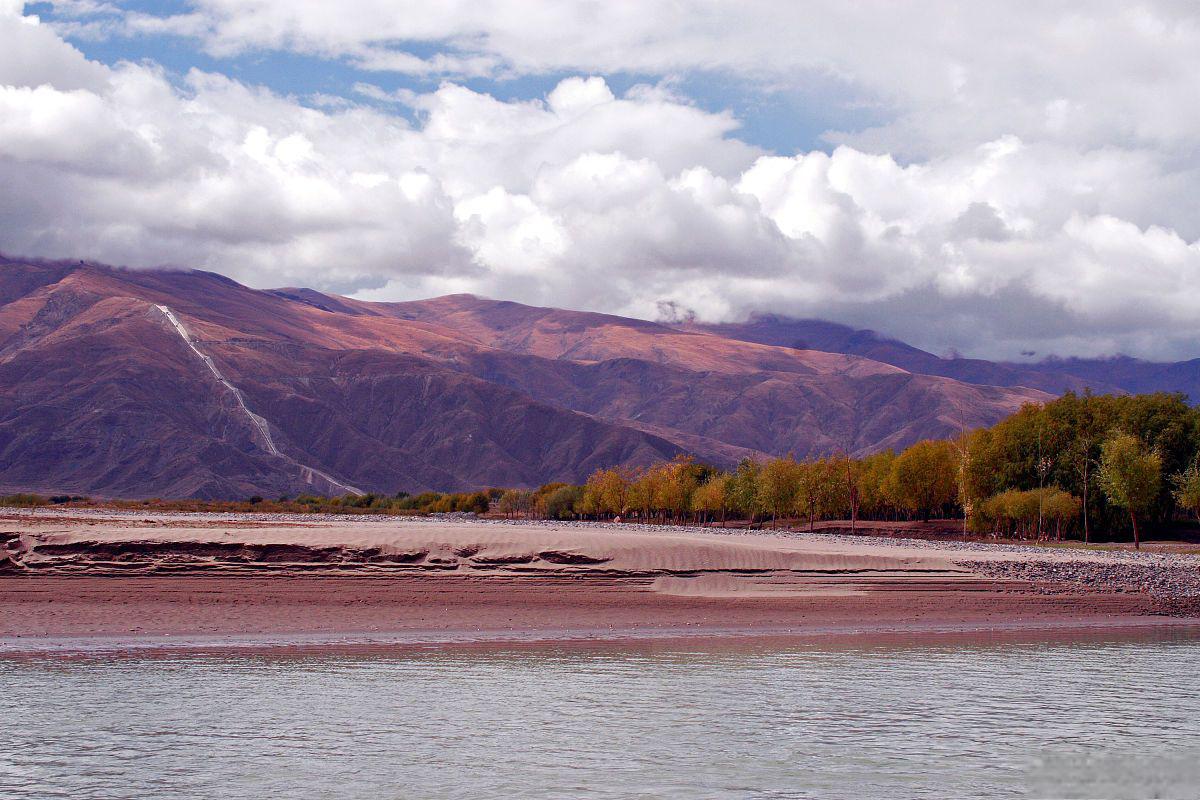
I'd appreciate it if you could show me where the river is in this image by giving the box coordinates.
[2,630,1197,798]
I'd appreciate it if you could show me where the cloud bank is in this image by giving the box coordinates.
[3,2,1200,360]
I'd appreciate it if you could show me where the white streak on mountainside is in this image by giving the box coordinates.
[156,304,362,495]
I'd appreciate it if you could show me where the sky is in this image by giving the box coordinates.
[3,2,1200,361]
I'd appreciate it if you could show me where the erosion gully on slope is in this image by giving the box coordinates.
[155,304,362,496]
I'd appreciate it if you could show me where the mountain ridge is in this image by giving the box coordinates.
[689,314,1200,398]
[6,255,1186,498]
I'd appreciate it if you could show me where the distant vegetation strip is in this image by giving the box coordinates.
[0,491,495,517]
[6,392,1200,548]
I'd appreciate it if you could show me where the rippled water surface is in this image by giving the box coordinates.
[2,632,1199,799]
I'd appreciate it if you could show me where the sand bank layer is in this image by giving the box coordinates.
[2,512,1198,647]
[1,514,968,580]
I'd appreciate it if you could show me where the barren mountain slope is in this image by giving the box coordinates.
[0,261,682,496]
[2,257,1051,497]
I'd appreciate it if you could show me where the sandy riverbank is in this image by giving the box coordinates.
[2,510,1198,650]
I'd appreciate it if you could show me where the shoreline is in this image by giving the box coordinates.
[3,505,1192,555]
[2,570,1192,655]
[5,615,1200,658]
[4,504,1193,555]
[4,511,1199,654]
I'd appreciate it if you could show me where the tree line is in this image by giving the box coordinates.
[496,392,1200,548]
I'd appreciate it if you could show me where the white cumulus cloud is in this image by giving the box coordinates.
[3,2,1200,360]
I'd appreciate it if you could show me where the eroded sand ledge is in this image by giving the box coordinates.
[2,511,1199,648]
[1,515,969,579]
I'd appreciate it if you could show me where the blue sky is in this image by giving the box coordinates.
[25,0,885,155]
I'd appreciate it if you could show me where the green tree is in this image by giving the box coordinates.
[582,467,631,518]
[655,456,699,524]
[974,488,1079,540]
[497,489,523,518]
[757,457,801,529]
[691,475,731,526]
[543,485,584,520]
[829,453,861,530]
[457,491,491,514]
[792,461,817,530]
[1057,391,1104,542]
[628,467,666,522]
[857,451,897,519]
[1042,488,1081,541]
[885,439,959,522]
[729,458,763,525]
[794,457,849,530]
[1171,463,1200,520]
[531,483,568,518]
[1098,433,1162,549]
[813,456,851,522]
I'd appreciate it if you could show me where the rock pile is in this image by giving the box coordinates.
[966,558,1200,599]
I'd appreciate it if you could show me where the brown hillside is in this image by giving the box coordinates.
[0,257,1048,497]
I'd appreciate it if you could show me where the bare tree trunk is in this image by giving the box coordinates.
[845,459,858,533]
[1082,462,1090,544]
[1130,510,1140,550]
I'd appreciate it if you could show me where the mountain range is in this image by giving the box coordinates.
[1,255,1196,498]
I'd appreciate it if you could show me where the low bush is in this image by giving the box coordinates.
[1,493,49,507]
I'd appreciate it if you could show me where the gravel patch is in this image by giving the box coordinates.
[965,560,1200,600]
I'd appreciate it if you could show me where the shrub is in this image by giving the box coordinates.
[543,485,584,520]
[457,491,491,514]
[973,487,1080,538]
[1,493,49,507]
